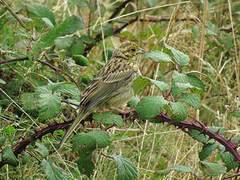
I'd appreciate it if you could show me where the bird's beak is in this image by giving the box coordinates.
[138,48,145,54]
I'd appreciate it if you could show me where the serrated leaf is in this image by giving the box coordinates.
[38,91,61,120]
[188,129,208,143]
[206,21,219,35]
[133,76,151,94]
[2,146,18,167]
[72,134,96,155]
[35,142,49,158]
[201,161,225,176]
[199,144,217,161]
[25,2,56,26]
[0,136,6,147]
[164,43,189,66]
[144,50,172,63]
[54,37,74,49]
[220,152,238,171]
[146,77,169,91]
[76,154,95,177]
[171,165,194,173]
[33,16,85,55]
[41,159,71,180]
[136,96,168,120]
[20,93,39,110]
[178,93,201,109]
[87,131,111,148]
[53,82,80,98]
[93,112,124,127]
[111,155,138,180]
[168,102,188,122]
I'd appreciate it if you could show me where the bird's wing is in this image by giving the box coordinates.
[80,64,136,111]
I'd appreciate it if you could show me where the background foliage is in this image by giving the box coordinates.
[0,0,240,179]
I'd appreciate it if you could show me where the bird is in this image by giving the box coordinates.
[57,41,145,150]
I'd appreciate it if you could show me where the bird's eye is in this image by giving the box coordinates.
[130,48,136,52]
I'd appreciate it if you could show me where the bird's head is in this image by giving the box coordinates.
[112,41,145,61]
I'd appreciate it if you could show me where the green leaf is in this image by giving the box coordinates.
[35,142,49,158]
[87,131,111,148]
[68,0,88,7]
[0,136,6,147]
[37,88,61,120]
[164,43,189,66]
[71,40,84,55]
[73,55,88,66]
[0,79,6,84]
[133,76,151,94]
[147,78,169,91]
[156,165,194,175]
[54,37,74,49]
[20,93,39,110]
[93,112,124,127]
[41,159,71,180]
[41,17,54,29]
[178,93,201,109]
[72,134,96,155]
[188,129,208,144]
[199,144,217,161]
[25,2,56,26]
[128,96,140,109]
[206,21,219,35]
[33,16,85,55]
[2,146,18,166]
[220,151,238,171]
[232,110,240,117]
[3,126,17,135]
[201,161,225,176]
[136,96,168,120]
[110,155,138,180]
[76,154,95,177]
[168,102,188,122]
[144,50,172,63]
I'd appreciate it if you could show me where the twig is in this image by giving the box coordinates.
[0,0,29,31]
[0,57,28,65]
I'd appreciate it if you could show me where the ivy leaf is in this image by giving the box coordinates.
[35,142,49,158]
[178,93,201,109]
[144,50,172,63]
[2,146,18,167]
[164,43,189,66]
[110,155,138,180]
[201,161,225,176]
[136,96,168,120]
[41,159,71,180]
[199,144,217,161]
[88,131,111,148]
[93,112,124,127]
[168,102,188,122]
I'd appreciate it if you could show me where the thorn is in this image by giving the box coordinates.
[215,129,220,135]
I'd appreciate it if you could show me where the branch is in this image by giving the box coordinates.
[0,0,29,31]
[0,110,239,173]
[0,57,29,65]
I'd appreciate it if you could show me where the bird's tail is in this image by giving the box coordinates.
[57,111,90,150]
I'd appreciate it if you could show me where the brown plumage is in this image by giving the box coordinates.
[58,41,144,150]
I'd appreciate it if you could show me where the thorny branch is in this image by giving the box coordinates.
[0,110,239,179]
